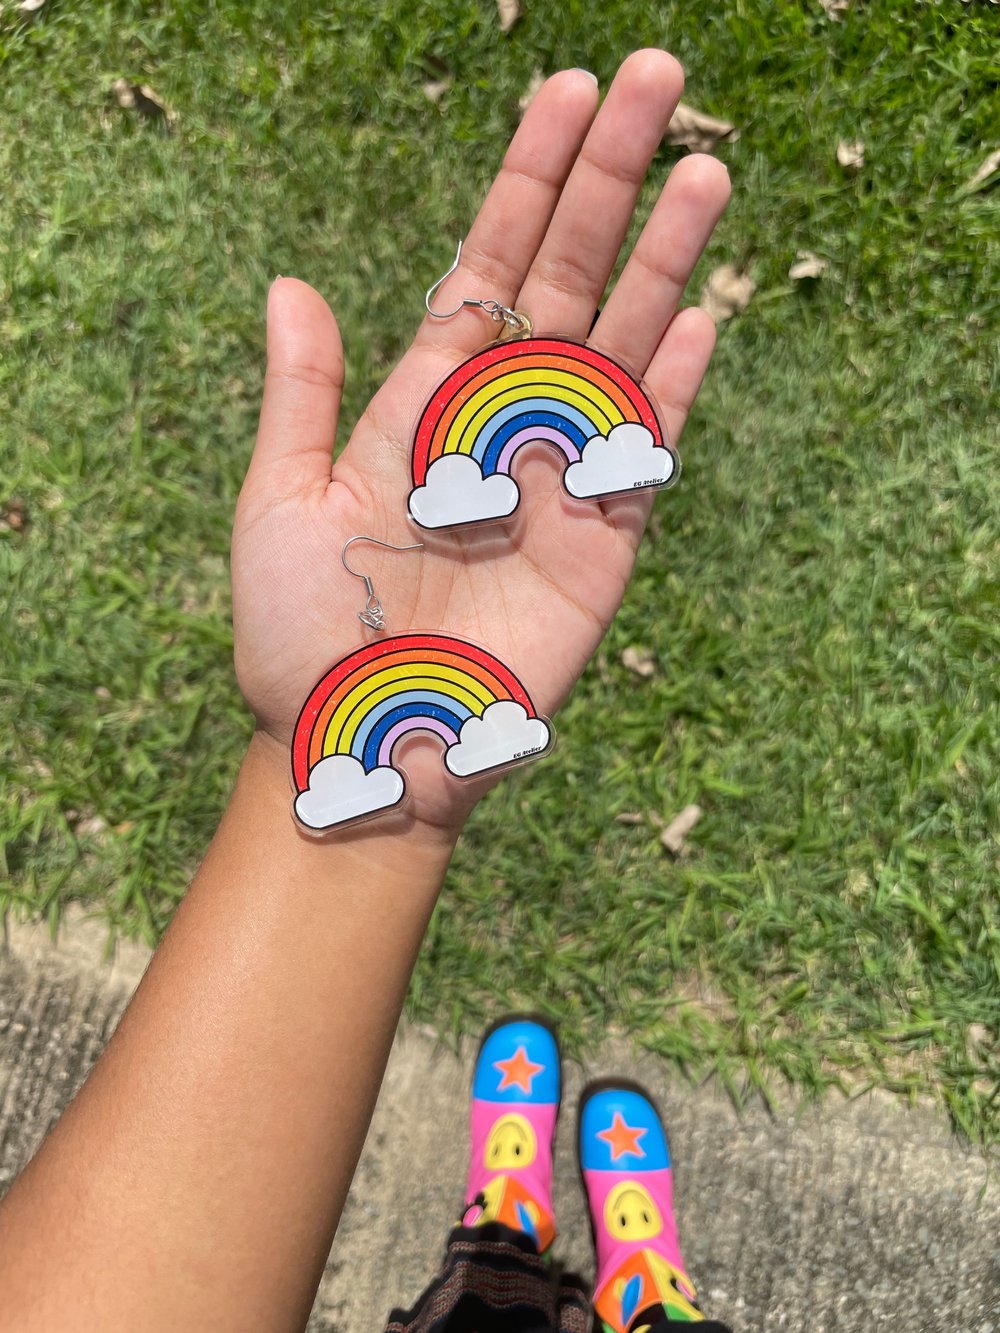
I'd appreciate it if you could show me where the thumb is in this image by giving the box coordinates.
[249,277,344,486]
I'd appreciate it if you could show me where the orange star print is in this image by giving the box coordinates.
[493,1044,545,1094]
[596,1111,647,1162]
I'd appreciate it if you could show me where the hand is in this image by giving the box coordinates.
[232,50,730,837]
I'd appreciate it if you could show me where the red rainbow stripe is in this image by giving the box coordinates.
[411,338,661,486]
[291,633,534,791]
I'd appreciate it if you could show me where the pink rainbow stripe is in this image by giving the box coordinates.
[377,716,459,767]
[496,425,581,473]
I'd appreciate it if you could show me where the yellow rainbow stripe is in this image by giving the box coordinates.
[448,370,623,457]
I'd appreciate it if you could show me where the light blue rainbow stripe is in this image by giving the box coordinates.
[351,690,475,771]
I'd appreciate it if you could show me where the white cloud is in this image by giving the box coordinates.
[445,701,552,778]
[563,422,676,499]
[408,454,520,529]
[294,754,404,831]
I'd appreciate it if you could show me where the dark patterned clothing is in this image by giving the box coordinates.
[384,1224,733,1333]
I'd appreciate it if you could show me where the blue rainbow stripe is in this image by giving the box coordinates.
[478,406,589,473]
[358,693,470,770]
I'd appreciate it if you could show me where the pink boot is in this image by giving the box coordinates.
[579,1085,703,1330]
[461,1017,560,1253]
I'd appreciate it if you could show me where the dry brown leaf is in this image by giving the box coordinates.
[789,250,827,280]
[0,497,29,532]
[699,265,755,323]
[497,0,521,33]
[836,139,865,172]
[74,816,108,838]
[964,148,1000,193]
[422,79,451,104]
[819,0,851,17]
[614,812,645,826]
[621,646,656,678]
[112,79,175,126]
[136,83,172,119]
[665,102,739,155]
[966,1023,993,1057]
[17,0,47,10]
[660,804,703,855]
[518,69,545,115]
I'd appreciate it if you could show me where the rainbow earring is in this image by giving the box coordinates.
[290,537,553,833]
[407,241,679,532]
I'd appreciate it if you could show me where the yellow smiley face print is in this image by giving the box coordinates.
[483,1112,537,1169]
[604,1181,663,1239]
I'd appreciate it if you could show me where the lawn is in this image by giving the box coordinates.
[1,1,998,1150]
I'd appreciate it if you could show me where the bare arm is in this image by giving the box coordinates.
[0,50,729,1331]
[0,736,457,1329]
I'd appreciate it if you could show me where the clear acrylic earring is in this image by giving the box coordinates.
[290,536,554,833]
[406,240,680,531]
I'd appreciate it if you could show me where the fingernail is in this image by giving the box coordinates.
[572,68,598,85]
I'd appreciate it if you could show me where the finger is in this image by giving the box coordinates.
[501,305,718,566]
[595,305,719,547]
[645,304,718,445]
[250,277,344,488]
[414,68,600,360]
[515,49,684,338]
[590,153,730,375]
[339,70,600,486]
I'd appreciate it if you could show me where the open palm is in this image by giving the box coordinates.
[232,52,730,834]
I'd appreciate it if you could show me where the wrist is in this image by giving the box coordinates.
[240,730,463,885]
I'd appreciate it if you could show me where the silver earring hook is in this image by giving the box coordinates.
[424,239,528,333]
[342,536,423,632]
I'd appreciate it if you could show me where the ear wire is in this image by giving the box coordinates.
[341,536,424,631]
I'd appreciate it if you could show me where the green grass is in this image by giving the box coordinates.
[2,1,998,1150]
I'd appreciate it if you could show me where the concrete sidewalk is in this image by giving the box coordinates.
[1,911,997,1331]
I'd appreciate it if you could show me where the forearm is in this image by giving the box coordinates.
[0,733,458,1332]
